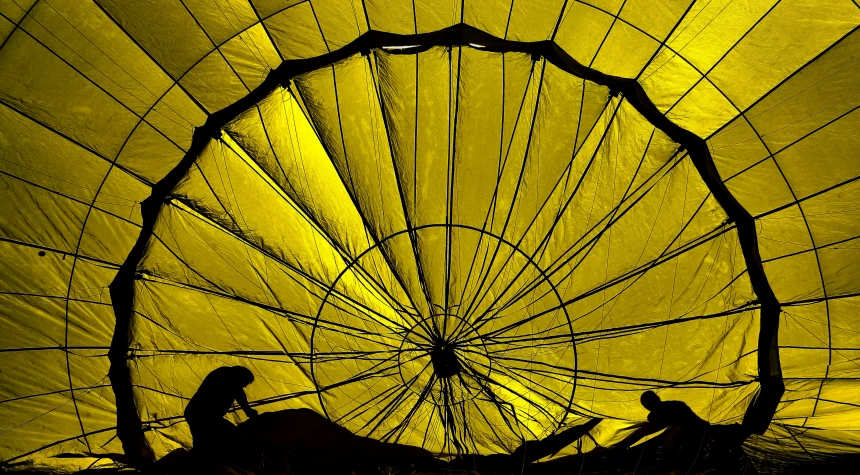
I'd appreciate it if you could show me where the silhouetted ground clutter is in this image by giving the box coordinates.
[2,396,761,474]
[4,371,844,474]
[10,432,860,474]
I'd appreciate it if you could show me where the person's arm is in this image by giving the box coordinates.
[236,389,258,418]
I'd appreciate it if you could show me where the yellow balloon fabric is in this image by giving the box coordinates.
[0,0,858,469]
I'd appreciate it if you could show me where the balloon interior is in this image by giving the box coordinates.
[1,2,859,474]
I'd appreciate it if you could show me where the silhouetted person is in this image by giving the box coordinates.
[613,390,706,450]
[642,390,704,428]
[184,366,258,457]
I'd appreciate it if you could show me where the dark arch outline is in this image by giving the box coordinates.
[109,23,782,466]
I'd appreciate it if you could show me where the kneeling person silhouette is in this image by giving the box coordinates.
[614,390,707,450]
[641,390,705,428]
[184,366,258,458]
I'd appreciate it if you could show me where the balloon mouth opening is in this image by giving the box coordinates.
[430,343,462,378]
[395,309,495,404]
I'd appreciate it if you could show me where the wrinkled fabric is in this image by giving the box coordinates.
[1,0,858,468]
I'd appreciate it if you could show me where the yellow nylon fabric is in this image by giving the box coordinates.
[0,0,858,468]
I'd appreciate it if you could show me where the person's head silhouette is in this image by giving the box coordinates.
[641,390,661,411]
[231,366,255,387]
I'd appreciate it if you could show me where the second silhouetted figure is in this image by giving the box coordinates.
[614,390,707,450]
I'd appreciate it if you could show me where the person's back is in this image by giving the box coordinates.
[646,398,706,429]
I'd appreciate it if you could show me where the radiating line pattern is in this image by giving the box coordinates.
[1,0,857,468]
[123,46,758,456]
